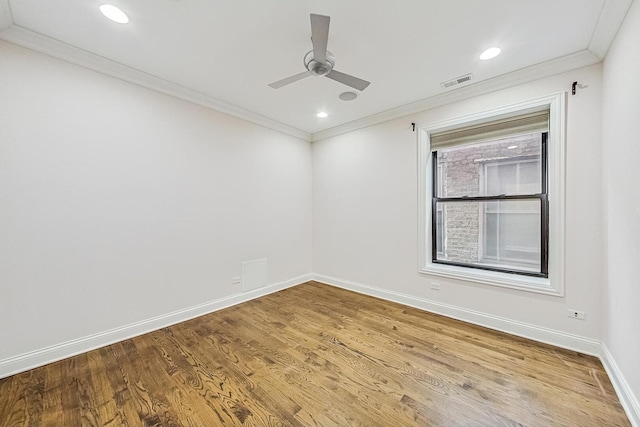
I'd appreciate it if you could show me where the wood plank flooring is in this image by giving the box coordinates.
[0,281,631,426]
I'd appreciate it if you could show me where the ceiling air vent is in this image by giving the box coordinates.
[441,74,473,89]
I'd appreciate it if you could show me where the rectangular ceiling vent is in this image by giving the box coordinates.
[441,74,473,89]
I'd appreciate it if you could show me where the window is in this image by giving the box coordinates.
[432,132,547,277]
[418,93,566,295]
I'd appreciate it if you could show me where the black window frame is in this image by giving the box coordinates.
[431,132,549,278]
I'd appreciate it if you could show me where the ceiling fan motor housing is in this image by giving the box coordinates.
[304,50,335,76]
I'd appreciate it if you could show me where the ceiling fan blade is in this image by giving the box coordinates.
[326,70,371,91]
[310,14,330,63]
[268,71,311,89]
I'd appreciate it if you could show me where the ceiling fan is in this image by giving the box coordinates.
[268,14,370,91]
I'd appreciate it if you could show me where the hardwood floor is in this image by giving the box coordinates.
[0,281,630,426]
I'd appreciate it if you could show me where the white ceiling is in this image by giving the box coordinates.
[0,0,633,140]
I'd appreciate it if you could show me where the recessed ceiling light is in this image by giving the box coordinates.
[99,4,129,24]
[507,145,518,149]
[480,47,501,60]
[317,112,328,118]
[339,91,358,101]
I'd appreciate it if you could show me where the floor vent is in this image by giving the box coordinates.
[441,73,473,89]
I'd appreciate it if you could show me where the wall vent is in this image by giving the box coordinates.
[441,74,473,89]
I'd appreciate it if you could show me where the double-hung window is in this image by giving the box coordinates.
[419,94,565,295]
[431,124,548,277]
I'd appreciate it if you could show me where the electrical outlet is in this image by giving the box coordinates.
[568,310,586,320]
[231,277,241,285]
[430,282,441,290]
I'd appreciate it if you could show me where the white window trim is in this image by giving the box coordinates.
[417,93,566,296]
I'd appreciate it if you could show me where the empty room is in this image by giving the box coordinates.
[1,0,639,425]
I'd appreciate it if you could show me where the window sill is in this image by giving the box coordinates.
[420,262,561,296]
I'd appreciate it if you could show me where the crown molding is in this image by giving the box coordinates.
[588,0,634,59]
[0,0,12,31]
[311,50,599,142]
[0,25,312,142]
[2,0,628,143]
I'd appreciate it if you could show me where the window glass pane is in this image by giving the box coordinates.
[484,203,498,258]
[436,210,444,254]
[434,200,541,274]
[435,133,542,197]
[434,201,480,264]
[517,161,541,193]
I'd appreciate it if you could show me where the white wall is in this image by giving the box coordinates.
[0,18,637,418]
[602,0,640,417]
[0,40,312,361]
[313,64,604,344]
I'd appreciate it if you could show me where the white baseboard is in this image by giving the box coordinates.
[311,273,602,356]
[0,274,312,380]
[312,274,640,424]
[601,344,640,427]
[4,273,637,427]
